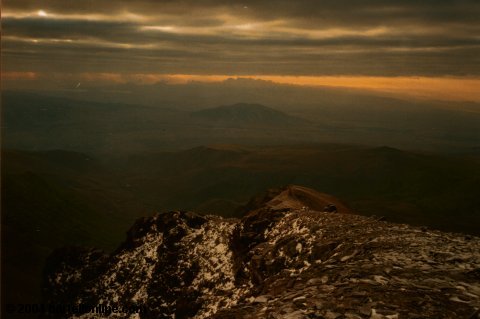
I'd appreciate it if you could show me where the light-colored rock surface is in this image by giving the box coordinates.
[44,188,480,319]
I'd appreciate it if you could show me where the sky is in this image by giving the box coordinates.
[2,0,480,102]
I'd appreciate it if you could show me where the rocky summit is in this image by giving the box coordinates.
[42,186,480,319]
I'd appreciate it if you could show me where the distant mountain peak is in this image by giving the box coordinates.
[372,146,403,153]
[191,103,308,126]
[221,102,272,109]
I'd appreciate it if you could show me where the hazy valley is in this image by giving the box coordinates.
[4,85,480,154]
[2,86,480,315]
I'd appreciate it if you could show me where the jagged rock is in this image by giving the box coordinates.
[43,187,480,318]
[253,295,269,303]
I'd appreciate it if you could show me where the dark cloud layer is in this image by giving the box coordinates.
[2,0,480,77]
[5,0,480,28]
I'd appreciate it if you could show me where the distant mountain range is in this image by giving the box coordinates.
[3,91,480,153]
[191,103,308,127]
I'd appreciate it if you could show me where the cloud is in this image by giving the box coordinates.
[2,0,480,85]
[5,0,480,25]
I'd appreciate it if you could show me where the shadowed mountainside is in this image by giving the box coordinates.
[1,150,148,308]
[119,144,480,235]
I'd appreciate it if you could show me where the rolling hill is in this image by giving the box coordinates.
[114,144,480,235]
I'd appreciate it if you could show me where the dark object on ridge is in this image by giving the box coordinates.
[324,204,337,213]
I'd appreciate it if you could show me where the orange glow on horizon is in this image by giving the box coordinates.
[128,74,480,103]
[2,72,39,80]
[3,72,480,103]
[250,75,480,103]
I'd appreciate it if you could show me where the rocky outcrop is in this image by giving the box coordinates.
[237,185,353,215]
[43,187,480,318]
